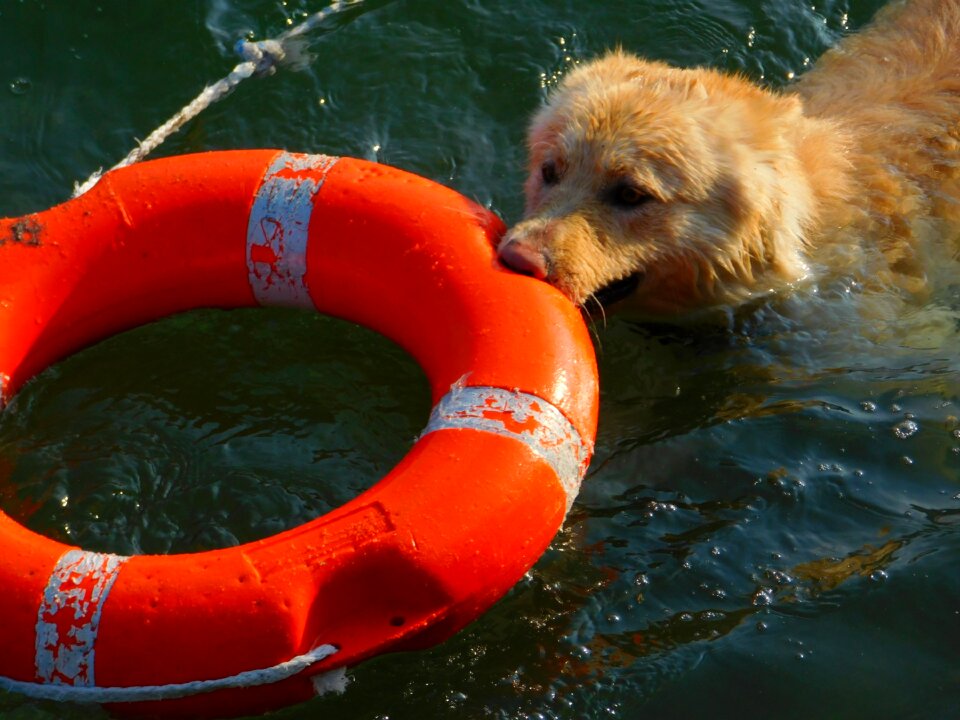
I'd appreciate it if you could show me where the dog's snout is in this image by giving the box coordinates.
[498,240,549,280]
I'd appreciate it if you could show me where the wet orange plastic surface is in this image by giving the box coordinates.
[0,151,598,718]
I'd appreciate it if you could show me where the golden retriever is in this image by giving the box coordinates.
[498,0,960,319]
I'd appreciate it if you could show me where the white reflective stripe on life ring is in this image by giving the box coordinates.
[422,383,591,511]
[246,152,339,308]
[35,549,129,687]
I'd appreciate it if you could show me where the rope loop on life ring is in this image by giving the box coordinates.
[0,150,598,718]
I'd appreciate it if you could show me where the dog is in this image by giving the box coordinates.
[498,0,960,320]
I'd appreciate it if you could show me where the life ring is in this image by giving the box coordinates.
[0,150,598,718]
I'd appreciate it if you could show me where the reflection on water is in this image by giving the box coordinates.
[569,276,960,717]
[1,1,959,719]
[0,310,430,555]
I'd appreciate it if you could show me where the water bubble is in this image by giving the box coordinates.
[901,456,914,466]
[752,588,775,606]
[860,401,877,412]
[8,77,31,96]
[570,644,591,660]
[763,567,794,586]
[893,420,919,439]
[445,690,467,707]
[869,570,888,583]
[789,638,809,661]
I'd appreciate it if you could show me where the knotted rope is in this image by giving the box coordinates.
[73,0,364,198]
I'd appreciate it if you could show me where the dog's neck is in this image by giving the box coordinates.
[787,0,960,298]
[690,86,857,302]
[792,116,857,231]
[789,95,956,298]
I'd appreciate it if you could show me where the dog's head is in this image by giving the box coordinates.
[499,51,817,316]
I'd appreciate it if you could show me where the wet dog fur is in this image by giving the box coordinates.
[498,0,960,319]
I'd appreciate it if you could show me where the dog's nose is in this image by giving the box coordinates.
[498,240,549,280]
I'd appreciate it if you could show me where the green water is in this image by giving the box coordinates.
[1,1,959,718]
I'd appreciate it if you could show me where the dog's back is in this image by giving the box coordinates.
[797,0,960,280]
[798,0,960,123]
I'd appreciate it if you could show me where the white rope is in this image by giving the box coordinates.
[0,644,338,704]
[72,0,364,198]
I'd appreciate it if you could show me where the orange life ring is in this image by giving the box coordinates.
[0,150,598,718]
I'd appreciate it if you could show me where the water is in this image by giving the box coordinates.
[1,1,959,718]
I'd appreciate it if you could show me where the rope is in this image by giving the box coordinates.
[72,0,364,198]
[0,644,338,704]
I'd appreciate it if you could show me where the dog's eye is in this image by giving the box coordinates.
[607,182,652,209]
[541,160,560,185]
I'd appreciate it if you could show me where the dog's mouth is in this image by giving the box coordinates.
[591,272,643,307]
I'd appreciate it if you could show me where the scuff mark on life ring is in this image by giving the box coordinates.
[1,217,44,247]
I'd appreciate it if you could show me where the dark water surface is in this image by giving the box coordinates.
[1,1,958,718]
